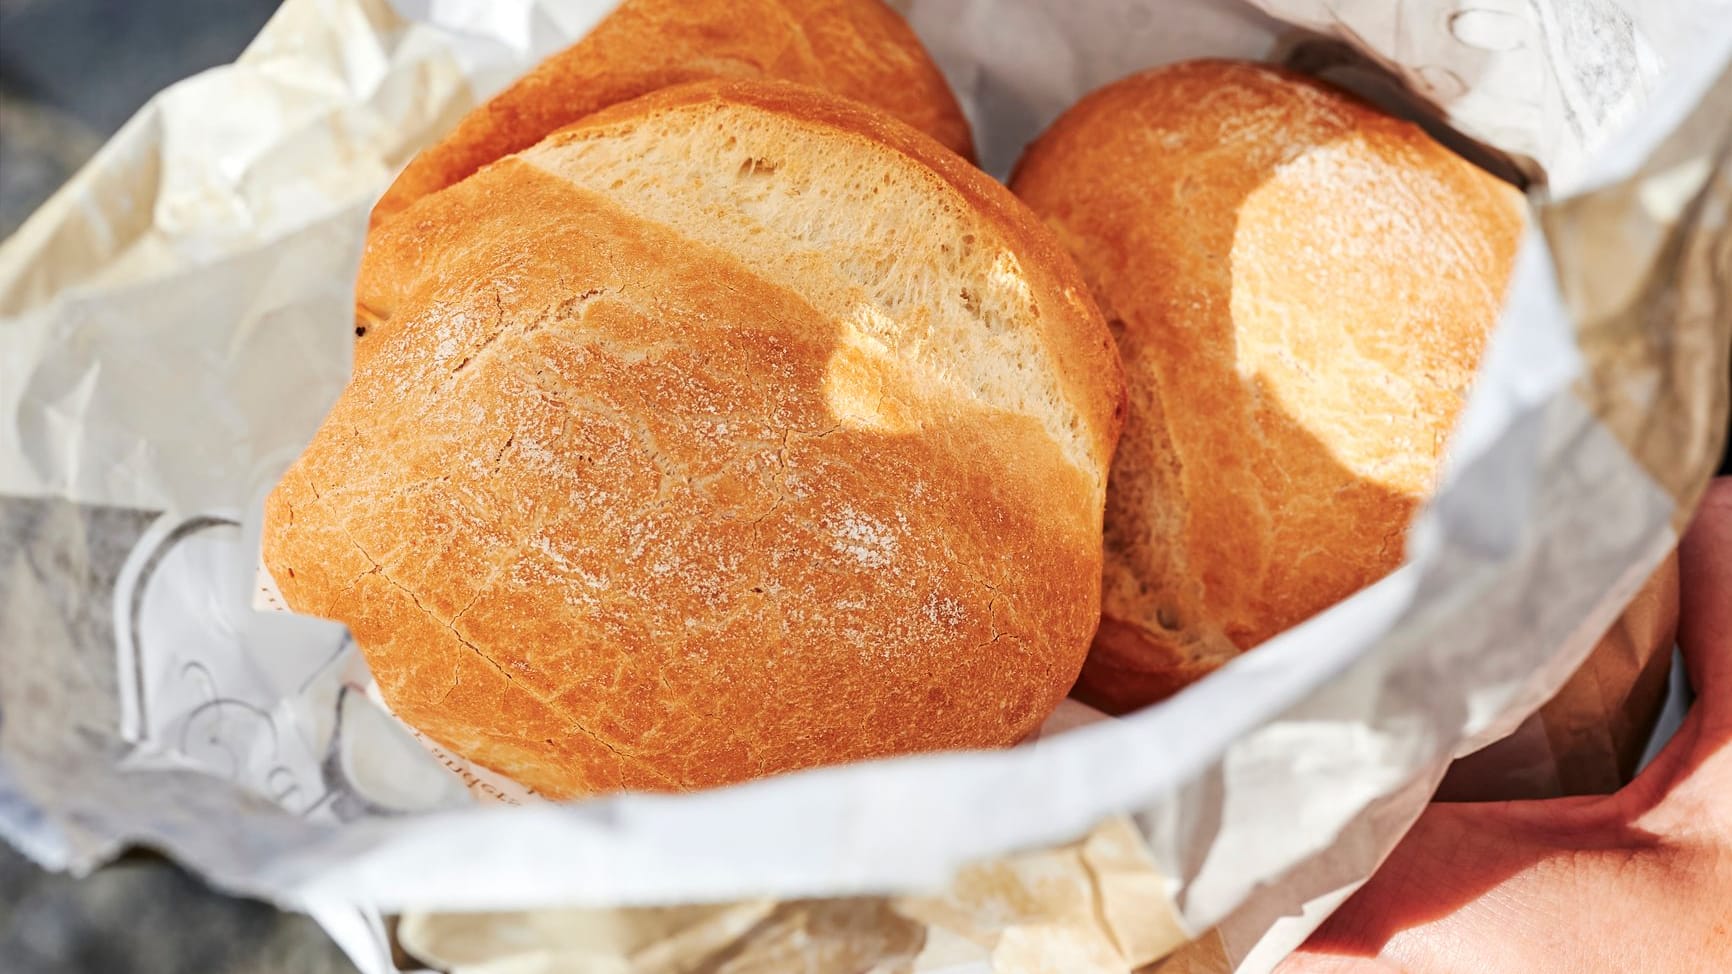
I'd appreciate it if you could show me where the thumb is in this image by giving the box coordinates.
[1284,478,1732,973]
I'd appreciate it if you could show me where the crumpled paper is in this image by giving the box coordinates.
[2,2,1730,974]
[393,816,1176,974]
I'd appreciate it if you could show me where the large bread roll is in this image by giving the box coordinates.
[368,0,973,228]
[265,80,1123,798]
[1011,60,1526,713]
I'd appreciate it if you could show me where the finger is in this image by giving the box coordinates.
[1289,480,1732,972]
[1283,802,1602,974]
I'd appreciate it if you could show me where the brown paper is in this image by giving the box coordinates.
[1144,929,1231,974]
[1436,553,1680,800]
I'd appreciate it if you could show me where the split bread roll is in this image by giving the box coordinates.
[1011,60,1526,713]
[265,80,1124,798]
[368,0,974,228]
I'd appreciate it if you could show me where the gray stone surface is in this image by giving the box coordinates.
[0,850,354,974]
[0,90,98,238]
[0,0,281,131]
[0,0,280,237]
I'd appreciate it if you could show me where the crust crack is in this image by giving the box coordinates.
[323,509,679,788]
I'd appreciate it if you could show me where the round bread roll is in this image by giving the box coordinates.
[368,0,973,229]
[265,79,1124,798]
[1010,60,1526,712]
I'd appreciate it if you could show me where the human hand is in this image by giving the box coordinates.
[1280,478,1732,974]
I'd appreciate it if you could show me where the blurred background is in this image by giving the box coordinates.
[2,0,279,235]
[1,0,1729,972]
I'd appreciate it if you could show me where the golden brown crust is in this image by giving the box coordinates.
[1011,60,1526,713]
[368,0,973,228]
[267,80,1121,797]
[548,78,1126,475]
[360,79,1124,479]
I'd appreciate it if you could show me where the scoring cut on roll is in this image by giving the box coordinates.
[1012,59,1527,713]
[265,80,1124,798]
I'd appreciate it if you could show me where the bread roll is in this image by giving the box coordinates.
[1010,60,1526,712]
[265,80,1123,798]
[368,0,973,228]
